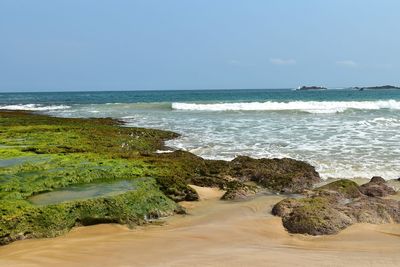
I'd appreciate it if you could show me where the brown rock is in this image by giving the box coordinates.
[221,181,259,200]
[370,176,386,184]
[359,177,396,197]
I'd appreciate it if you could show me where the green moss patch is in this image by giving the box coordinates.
[0,111,184,245]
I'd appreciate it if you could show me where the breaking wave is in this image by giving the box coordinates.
[172,100,400,113]
[0,104,71,111]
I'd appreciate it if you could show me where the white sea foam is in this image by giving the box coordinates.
[0,104,71,111]
[172,100,400,113]
[40,101,400,180]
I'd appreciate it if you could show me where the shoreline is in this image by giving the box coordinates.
[1,110,400,266]
[1,185,400,267]
[0,110,323,245]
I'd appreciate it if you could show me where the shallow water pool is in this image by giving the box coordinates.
[29,180,136,205]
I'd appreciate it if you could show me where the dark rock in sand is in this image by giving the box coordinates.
[220,181,259,200]
[282,197,354,235]
[359,176,396,197]
[271,198,301,217]
[272,178,400,235]
[156,175,199,202]
[347,197,400,224]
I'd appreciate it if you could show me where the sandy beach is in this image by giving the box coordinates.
[2,2,400,266]
[1,185,400,267]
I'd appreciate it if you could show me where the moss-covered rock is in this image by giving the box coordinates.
[220,181,259,200]
[317,179,362,198]
[152,152,321,197]
[280,197,353,235]
[155,175,198,201]
[273,178,400,235]
[0,111,184,245]
[227,156,321,193]
[0,179,178,245]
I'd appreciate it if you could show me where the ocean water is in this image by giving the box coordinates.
[1,89,400,180]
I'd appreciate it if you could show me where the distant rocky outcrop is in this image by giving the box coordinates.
[296,86,327,91]
[355,85,400,91]
[272,178,399,235]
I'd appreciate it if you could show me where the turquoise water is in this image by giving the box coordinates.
[1,89,400,179]
[1,89,400,105]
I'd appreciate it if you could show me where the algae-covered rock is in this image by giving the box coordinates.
[155,175,199,202]
[317,179,362,198]
[273,179,400,235]
[0,111,185,245]
[227,156,321,193]
[0,179,179,246]
[220,181,259,200]
[281,197,353,235]
[155,152,321,198]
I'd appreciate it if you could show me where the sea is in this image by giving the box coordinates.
[1,89,400,180]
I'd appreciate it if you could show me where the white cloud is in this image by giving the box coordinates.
[336,60,358,67]
[269,58,296,65]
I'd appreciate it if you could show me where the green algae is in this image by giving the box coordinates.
[0,111,185,245]
[0,179,178,245]
[317,179,361,198]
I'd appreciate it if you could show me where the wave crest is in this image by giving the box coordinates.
[172,100,400,113]
[0,104,71,111]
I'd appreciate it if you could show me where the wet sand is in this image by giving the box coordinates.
[1,185,400,267]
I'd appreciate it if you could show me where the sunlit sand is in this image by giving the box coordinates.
[1,186,399,267]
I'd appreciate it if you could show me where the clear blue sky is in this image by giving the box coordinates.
[0,0,399,92]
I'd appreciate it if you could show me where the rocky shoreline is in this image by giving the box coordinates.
[0,110,399,246]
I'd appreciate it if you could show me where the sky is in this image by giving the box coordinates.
[0,0,399,92]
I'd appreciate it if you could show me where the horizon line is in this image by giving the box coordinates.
[0,86,374,94]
